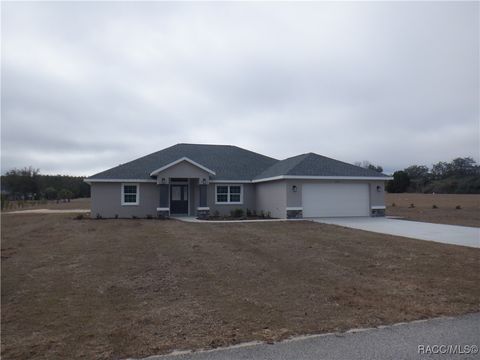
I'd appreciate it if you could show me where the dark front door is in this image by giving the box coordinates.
[170,185,188,214]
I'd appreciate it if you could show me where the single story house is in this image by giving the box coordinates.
[85,143,392,219]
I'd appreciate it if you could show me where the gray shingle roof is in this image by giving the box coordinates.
[253,152,390,179]
[87,143,278,181]
[87,144,389,181]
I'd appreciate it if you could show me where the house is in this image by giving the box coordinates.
[85,143,392,219]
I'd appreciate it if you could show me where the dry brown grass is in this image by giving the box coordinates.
[386,193,480,227]
[2,198,91,212]
[2,214,479,359]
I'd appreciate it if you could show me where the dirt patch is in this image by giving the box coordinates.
[386,193,480,227]
[2,214,479,359]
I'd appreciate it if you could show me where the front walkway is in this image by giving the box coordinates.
[131,313,480,360]
[313,217,480,248]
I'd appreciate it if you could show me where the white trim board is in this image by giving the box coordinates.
[85,178,156,183]
[371,206,386,209]
[157,207,170,211]
[252,175,393,183]
[210,180,252,183]
[286,207,303,211]
[150,157,216,176]
[197,207,210,210]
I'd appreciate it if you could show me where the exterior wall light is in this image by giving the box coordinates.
[161,178,166,184]
[376,185,382,192]
[292,185,297,192]
[202,178,207,184]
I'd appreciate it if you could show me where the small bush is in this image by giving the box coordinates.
[408,203,415,208]
[252,210,257,216]
[259,210,265,218]
[213,210,220,217]
[432,204,438,209]
[230,208,244,218]
[246,208,252,217]
[146,214,153,219]
[74,214,84,220]
[266,211,271,219]
[455,205,461,210]
[391,202,396,207]
[96,213,102,219]
[132,215,138,219]
[114,214,119,219]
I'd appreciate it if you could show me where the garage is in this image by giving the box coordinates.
[302,183,370,217]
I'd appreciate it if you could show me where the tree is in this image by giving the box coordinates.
[3,167,40,199]
[386,171,410,193]
[404,165,429,180]
[45,187,58,200]
[355,160,383,173]
[58,189,74,202]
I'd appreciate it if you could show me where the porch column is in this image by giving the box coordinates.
[157,184,170,219]
[197,184,209,219]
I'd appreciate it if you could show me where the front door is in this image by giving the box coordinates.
[170,184,188,214]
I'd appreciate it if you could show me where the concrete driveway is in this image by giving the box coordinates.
[133,313,480,360]
[313,217,479,248]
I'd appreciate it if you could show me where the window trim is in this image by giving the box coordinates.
[121,183,139,206]
[215,184,243,205]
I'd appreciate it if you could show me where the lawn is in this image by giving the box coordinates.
[386,193,480,227]
[1,214,479,360]
[2,198,91,212]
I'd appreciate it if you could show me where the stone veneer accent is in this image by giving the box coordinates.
[157,210,170,219]
[286,209,303,219]
[197,209,210,220]
[371,208,385,217]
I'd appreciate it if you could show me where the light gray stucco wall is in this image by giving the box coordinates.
[285,179,387,209]
[91,182,159,218]
[369,181,386,207]
[256,180,287,218]
[156,161,210,182]
[208,183,256,216]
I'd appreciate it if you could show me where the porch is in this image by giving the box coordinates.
[156,178,209,219]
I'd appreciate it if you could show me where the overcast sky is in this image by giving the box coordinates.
[2,1,478,176]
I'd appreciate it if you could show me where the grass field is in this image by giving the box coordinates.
[2,198,90,212]
[386,193,480,227]
[1,213,479,359]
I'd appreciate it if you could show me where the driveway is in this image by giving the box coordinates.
[313,217,479,248]
[133,313,480,360]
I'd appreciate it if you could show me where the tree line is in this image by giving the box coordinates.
[386,157,480,194]
[1,167,90,200]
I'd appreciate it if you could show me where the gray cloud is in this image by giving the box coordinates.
[2,1,478,176]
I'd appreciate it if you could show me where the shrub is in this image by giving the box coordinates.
[132,215,138,219]
[259,210,265,218]
[146,214,153,219]
[230,208,244,218]
[391,202,396,207]
[96,213,102,219]
[455,205,461,210]
[252,210,257,216]
[266,211,271,218]
[114,214,119,219]
[246,208,252,217]
[408,203,415,208]
[74,214,84,220]
[432,204,438,209]
[213,210,220,217]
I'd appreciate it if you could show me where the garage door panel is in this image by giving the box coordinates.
[302,183,369,217]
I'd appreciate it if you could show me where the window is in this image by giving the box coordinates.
[121,183,139,205]
[215,184,243,204]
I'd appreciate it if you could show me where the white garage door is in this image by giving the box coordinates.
[302,183,370,217]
